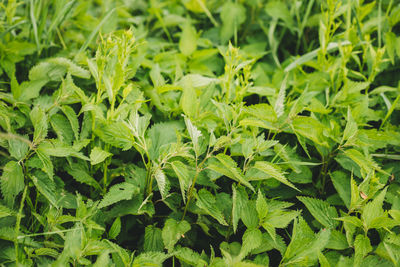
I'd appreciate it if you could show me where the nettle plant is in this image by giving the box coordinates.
[0,0,400,266]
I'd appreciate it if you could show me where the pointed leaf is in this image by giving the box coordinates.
[90,147,112,165]
[254,161,298,191]
[298,196,339,228]
[1,161,24,207]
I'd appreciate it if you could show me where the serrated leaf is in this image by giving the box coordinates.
[253,161,298,191]
[184,116,202,155]
[354,235,372,267]
[31,174,58,207]
[162,218,191,252]
[154,168,168,199]
[343,149,384,175]
[208,154,254,191]
[36,149,54,180]
[38,140,89,161]
[171,161,191,203]
[1,161,24,207]
[50,113,74,144]
[291,116,328,147]
[99,182,139,209]
[274,74,287,118]
[240,228,262,259]
[133,251,169,266]
[335,216,363,228]
[8,137,29,160]
[232,185,248,233]
[144,225,163,252]
[283,217,330,265]
[174,247,208,266]
[61,105,80,140]
[342,107,358,145]
[30,106,48,142]
[298,196,339,228]
[196,189,228,226]
[256,189,268,220]
[243,104,277,122]
[109,217,121,240]
[95,121,135,151]
[362,187,387,230]
[0,203,15,218]
[90,147,112,165]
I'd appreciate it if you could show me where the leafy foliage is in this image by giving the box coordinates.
[0,0,400,265]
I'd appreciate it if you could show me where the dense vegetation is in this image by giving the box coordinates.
[1,0,400,266]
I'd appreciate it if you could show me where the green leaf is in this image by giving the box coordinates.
[220,2,246,43]
[162,218,191,252]
[132,251,169,266]
[36,149,54,180]
[273,74,288,118]
[63,226,82,259]
[208,154,254,191]
[8,138,29,160]
[256,189,268,220]
[298,196,339,228]
[171,161,191,203]
[66,163,101,190]
[174,247,208,266]
[240,228,263,258]
[109,217,121,240]
[196,189,228,226]
[343,149,384,175]
[330,171,351,208]
[31,174,58,207]
[37,140,89,161]
[184,117,202,155]
[362,187,387,230]
[179,19,197,57]
[50,113,74,144]
[30,106,48,142]
[61,105,80,140]
[0,203,15,218]
[18,79,48,101]
[265,1,294,28]
[99,182,139,209]
[385,32,397,65]
[354,235,372,267]
[283,217,331,265]
[336,215,363,228]
[147,121,183,160]
[154,168,168,199]
[232,185,248,233]
[342,107,358,145]
[1,161,24,207]
[243,104,277,122]
[181,84,197,118]
[95,121,135,151]
[291,116,328,147]
[90,147,112,165]
[326,230,349,250]
[144,225,163,252]
[253,161,298,191]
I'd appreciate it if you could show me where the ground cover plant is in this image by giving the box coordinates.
[0,0,400,266]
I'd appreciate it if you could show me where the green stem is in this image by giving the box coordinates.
[15,186,28,264]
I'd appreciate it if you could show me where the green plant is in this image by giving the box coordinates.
[1,0,400,266]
